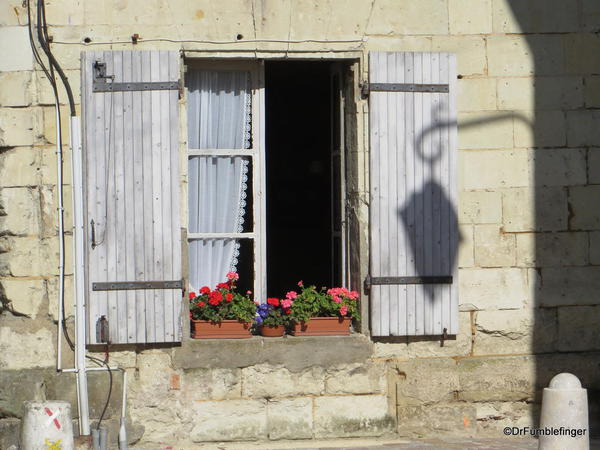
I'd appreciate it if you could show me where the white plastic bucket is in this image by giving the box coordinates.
[20,401,74,450]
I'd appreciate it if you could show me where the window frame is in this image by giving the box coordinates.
[184,59,267,301]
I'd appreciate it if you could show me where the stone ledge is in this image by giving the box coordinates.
[173,334,374,371]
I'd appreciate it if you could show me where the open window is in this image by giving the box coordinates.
[185,59,356,302]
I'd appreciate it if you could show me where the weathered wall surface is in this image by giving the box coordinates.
[1,0,599,446]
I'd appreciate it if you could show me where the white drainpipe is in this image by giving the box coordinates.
[70,116,91,436]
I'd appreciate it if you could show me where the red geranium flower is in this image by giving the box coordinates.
[200,286,210,295]
[188,292,196,299]
[216,282,229,290]
[225,293,233,302]
[267,297,280,307]
[208,290,223,305]
[196,301,206,307]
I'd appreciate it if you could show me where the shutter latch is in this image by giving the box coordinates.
[361,82,370,99]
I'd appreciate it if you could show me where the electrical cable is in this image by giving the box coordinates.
[51,37,365,46]
[26,0,53,83]
[86,353,113,431]
[36,0,76,117]
[29,0,75,353]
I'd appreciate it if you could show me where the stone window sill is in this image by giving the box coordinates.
[172,334,374,371]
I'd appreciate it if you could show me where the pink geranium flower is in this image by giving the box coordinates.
[340,305,348,316]
[281,299,293,309]
[226,272,239,281]
[285,291,298,300]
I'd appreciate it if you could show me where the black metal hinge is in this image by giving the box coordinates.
[92,59,180,92]
[93,80,180,93]
[363,274,453,295]
[362,82,449,98]
[92,280,183,291]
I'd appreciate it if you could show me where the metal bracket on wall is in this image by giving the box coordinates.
[363,275,453,295]
[92,280,183,291]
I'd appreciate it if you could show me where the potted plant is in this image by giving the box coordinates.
[288,281,360,336]
[254,295,293,337]
[189,272,256,339]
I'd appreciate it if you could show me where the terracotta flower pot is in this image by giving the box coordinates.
[259,324,285,337]
[191,319,252,339]
[291,317,351,336]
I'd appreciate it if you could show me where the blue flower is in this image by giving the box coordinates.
[254,315,263,325]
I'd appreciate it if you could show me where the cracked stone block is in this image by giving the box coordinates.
[189,399,267,441]
[242,364,325,398]
[325,361,387,395]
[396,358,459,406]
[267,398,312,440]
[314,395,394,438]
[182,367,241,401]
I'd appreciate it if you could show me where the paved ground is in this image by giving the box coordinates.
[276,437,538,449]
[137,436,600,449]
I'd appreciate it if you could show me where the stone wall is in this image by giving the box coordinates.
[1,0,599,446]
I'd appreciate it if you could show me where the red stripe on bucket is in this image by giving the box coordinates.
[44,407,61,430]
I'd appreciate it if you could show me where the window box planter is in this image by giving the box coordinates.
[191,319,252,339]
[258,324,285,337]
[291,317,352,336]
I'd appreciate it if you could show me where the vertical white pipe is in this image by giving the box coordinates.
[56,103,64,372]
[71,116,91,435]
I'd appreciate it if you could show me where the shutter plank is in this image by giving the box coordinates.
[369,51,458,337]
[413,52,425,336]
[131,51,147,343]
[141,51,156,343]
[386,52,399,336]
[378,53,390,337]
[122,51,137,343]
[160,50,174,341]
[370,53,382,337]
[404,53,417,336]
[150,51,165,342]
[395,53,407,336]
[105,51,119,343]
[432,52,443,334]
[169,52,182,341]
[113,50,128,344]
[92,51,108,344]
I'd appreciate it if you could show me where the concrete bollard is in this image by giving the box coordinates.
[539,373,589,450]
[20,401,74,450]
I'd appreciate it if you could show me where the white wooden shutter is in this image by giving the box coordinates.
[368,52,458,337]
[81,50,182,344]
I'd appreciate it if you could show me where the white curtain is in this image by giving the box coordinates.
[187,70,250,291]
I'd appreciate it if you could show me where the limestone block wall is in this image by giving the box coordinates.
[1,0,599,445]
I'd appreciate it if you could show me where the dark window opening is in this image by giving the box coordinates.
[265,61,344,296]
